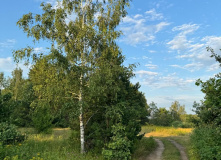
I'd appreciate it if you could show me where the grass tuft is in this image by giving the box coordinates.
[132,137,157,160]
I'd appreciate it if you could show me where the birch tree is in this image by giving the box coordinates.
[14,0,131,154]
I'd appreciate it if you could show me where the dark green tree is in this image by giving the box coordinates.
[169,101,186,122]
[14,0,132,154]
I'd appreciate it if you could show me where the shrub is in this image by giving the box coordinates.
[171,121,182,128]
[180,122,193,128]
[31,100,53,133]
[0,122,25,145]
[191,127,221,160]
[132,137,157,159]
[172,121,194,128]
[102,124,131,160]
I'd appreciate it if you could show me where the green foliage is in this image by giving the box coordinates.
[102,124,131,160]
[1,128,103,160]
[0,92,13,123]
[191,49,221,160]
[171,121,183,128]
[13,0,145,156]
[148,101,190,127]
[149,107,173,126]
[195,74,221,127]
[0,122,25,145]
[171,121,193,128]
[191,127,221,160]
[31,101,53,133]
[170,101,186,122]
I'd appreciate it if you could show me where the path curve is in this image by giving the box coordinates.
[145,138,164,160]
[168,139,188,160]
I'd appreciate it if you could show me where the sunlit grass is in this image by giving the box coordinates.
[141,125,193,137]
[131,137,157,160]
[160,138,180,160]
[2,128,103,160]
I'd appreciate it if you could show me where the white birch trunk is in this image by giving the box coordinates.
[79,73,85,153]
[79,0,86,154]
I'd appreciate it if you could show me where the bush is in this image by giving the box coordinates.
[180,122,193,128]
[31,100,53,133]
[132,137,157,159]
[171,121,182,128]
[171,121,194,128]
[0,122,25,145]
[102,124,131,160]
[191,127,221,160]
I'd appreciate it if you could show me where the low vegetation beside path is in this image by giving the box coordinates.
[141,125,194,160]
[1,128,103,160]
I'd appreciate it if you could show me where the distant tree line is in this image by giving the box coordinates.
[147,101,197,127]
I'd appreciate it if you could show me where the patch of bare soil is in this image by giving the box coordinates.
[144,138,164,160]
[168,139,188,160]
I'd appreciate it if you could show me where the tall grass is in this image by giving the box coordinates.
[141,125,193,137]
[170,136,198,160]
[131,137,157,160]
[1,128,103,160]
[160,138,180,160]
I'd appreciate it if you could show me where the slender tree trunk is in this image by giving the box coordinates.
[79,0,86,154]
[79,73,85,153]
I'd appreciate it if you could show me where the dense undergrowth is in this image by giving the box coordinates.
[1,127,157,160]
[131,137,157,159]
[190,126,221,160]
[0,128,103,160]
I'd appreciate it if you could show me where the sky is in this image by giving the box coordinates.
[1,0,221,113]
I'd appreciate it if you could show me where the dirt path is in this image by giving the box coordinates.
[168,139,188,160]
[145,138,164,160]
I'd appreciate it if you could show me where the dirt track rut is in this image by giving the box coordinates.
[145,138,164,160]
[168,139,188,160]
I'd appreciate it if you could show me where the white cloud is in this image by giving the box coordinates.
[142,56,151,60]
[167,23,221,72]
[0,39,16,48]
[206,63,220,71]
[149,50,156,53]
[145,64,158,69]
[134,14,143,19]
[34,47,46,53]
[170,63,204,72]
[145,8,163,21]
[167,24,200,51]
[155,22,170,33]
[0,57,30,77]
[134,70,158,76]
[0,57,14,72]
[120,10,170,46]
[167,35,189,51]
[172,24,200,35]
[136,72,196,90]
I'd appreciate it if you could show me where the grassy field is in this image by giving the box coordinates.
[141,125,193,137]
[1,126,195,160]
[131,137,157,160]
[1,128,157,160]
[1,128,103,160]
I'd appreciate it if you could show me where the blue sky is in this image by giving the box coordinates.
[1,0,221,113]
